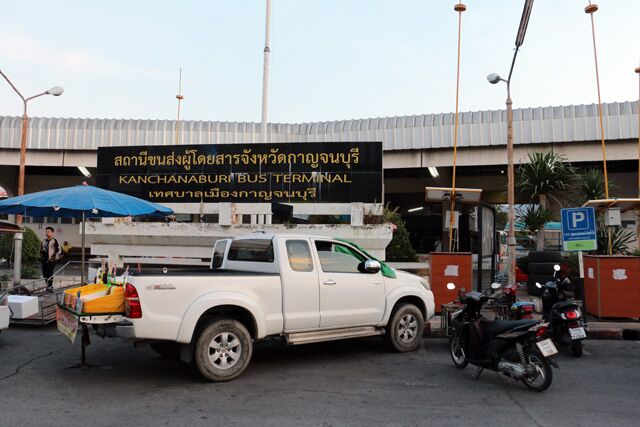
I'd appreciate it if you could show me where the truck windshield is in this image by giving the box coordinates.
[228,239,275,263]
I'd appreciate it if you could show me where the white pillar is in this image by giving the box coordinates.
[261,0,272,143]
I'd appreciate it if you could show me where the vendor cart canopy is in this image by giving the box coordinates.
[0,183,173,218]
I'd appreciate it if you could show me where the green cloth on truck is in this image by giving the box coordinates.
[335,238,397,279]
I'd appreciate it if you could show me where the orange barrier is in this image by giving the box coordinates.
[583,255,640,318]
[429,252,472,313]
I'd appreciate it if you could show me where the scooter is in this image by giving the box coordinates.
[492,283,536,320]
[535,264,587,357]
[447,282,558,392]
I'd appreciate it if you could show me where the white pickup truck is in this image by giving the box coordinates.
[99,233,435,382]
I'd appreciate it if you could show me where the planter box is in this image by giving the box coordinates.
[583,255,640,318]
[429,252,472,313]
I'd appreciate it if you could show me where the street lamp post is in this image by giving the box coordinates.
[487,0,534,288]
[0,69,63,286]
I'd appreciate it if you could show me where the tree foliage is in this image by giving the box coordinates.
[577,168,616,204]
[0,227,41,266]
[517,152,577,207]
[517,152,577,250]
[596,220,635,255]
[516,204,554,235]
[382,204,418,262]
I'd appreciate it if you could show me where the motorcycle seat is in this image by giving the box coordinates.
[553,301,579,311]
[482,319,539,338]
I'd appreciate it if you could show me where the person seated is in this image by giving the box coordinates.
[61,241,72,258]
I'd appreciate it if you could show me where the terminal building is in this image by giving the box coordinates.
[0,100,638,263]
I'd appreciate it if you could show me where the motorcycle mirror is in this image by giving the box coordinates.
[446,282,456,290]
[491,282,501,290]
[536,282,542,288]
[553,264,561,272]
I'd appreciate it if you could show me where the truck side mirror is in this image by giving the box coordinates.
[362,260,381,273]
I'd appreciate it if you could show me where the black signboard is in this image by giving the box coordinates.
[96,141,383,203]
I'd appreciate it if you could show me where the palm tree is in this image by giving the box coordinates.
[596,218,634,255]
[518,152,577,250]
[577,169,627,255]
[578,168,616,204]
[517,204,554,235]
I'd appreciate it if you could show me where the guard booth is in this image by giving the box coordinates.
[425,187,496,311]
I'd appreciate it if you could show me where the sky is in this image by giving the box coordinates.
[0,0,638,124]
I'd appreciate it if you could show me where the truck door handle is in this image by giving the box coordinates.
[323,279,337,286]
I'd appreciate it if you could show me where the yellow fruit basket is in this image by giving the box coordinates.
[63,283,125,314]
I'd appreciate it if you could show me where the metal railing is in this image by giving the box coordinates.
[3,260,93,326]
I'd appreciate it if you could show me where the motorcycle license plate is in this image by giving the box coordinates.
[536,338,558,357]
[569,327,587,340]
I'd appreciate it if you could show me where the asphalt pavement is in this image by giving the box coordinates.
[1,326,639,427]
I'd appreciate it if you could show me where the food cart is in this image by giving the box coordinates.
[56,269,128,367]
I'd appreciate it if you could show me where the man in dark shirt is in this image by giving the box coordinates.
[41,226,61,293]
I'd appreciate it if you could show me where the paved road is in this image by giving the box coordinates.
[1,326,639,427]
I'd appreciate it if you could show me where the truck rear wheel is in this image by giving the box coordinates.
[384,303,424,352]
[194,318,253,382]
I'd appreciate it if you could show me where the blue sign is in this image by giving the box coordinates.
[560,207,597,251]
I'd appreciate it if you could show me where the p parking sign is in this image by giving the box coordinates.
[561,207,597,251]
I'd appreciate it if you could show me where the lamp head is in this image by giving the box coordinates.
[487,73,503,84]
[46,86,64,96]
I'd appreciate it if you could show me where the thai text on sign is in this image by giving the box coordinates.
[97,141,382,203]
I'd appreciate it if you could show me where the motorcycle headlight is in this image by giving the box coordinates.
[419,279,431,291]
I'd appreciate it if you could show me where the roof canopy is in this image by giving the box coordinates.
[582,198,640,213]
[0,221,21,234]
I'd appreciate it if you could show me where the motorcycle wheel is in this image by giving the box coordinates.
[570,340,583,357]
[521,347,553,392]
[449,332,468,369]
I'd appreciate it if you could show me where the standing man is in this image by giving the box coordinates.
[41,226,61,293]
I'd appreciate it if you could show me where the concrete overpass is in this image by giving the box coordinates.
[0,100,638,198]
[0,100,638,260]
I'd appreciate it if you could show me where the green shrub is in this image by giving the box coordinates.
[596,222,635,255]
[383,205,418,262]
[22,228,41,265]
[0,234,13,263]
[0,227,41,266]
[21,265,40,280]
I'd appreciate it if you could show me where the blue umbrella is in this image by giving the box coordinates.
[0,183,173,285]
[0,183,172,218]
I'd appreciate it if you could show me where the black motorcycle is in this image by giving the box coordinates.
[447,283,558,392]
[535,264,587,357]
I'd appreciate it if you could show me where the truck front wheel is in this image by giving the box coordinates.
[194,318,253,382]
[384,303,424,352]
